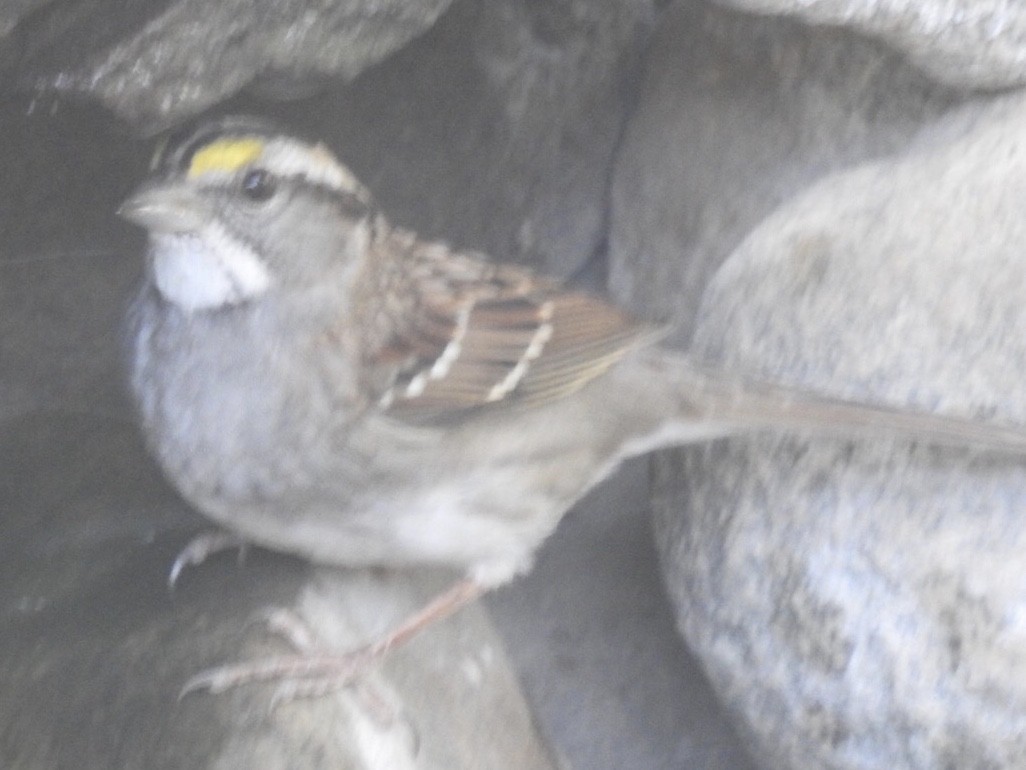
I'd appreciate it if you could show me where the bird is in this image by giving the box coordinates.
[118,115,1026,698]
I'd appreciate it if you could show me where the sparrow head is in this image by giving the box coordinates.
[120,116,377,312]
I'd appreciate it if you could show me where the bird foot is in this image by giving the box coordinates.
[179,578,484,709]
[182,606,386,710]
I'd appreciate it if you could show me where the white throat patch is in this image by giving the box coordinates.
[150,224,272,312]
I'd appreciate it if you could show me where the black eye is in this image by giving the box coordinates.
[240,168,276,201]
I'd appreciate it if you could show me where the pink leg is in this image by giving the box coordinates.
[181,578,485,702]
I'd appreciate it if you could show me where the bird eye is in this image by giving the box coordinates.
[240,168,276,201]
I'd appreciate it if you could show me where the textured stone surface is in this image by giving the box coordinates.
[653,94,1026,770]
[2,0,453,127]
[0,0,47,38]
[714,0,1026,90]
[609,1,961,343]
[0,412,562,770]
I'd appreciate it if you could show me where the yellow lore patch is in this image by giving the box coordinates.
[187,138,265,178]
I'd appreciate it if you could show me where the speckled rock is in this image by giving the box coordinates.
[653,94,1026,770]
[713,0,1026,90]
[0,0,46,38]
[608,1,961,343]
[2,0,453,127]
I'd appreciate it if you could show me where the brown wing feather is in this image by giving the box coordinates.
[371,244,656,422]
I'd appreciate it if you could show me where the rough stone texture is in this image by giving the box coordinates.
[0,412,562,770]
[652,93,1026,770]
[608,0,962,343]
[2,0,453,127]
[0,0,47,38]
[713,0,1026,90]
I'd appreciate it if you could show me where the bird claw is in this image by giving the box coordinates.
[179,661,260,699]
[252,607,318,653]
[179,650,373,704]
[268,677,400,724]
[268,676,345,710]
[168,531,248,589]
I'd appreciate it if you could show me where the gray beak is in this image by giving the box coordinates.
[117,182,210,233]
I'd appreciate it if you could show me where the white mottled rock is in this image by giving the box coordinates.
[654,94,1026,769]
[609,1,962,344]
[9,0,453,127]
[714,0,1026,89]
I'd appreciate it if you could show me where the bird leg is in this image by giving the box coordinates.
[180,577,485,704]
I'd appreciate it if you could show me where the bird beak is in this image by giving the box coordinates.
[118,182,210,233]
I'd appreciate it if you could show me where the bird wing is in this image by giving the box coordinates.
[370,246,657,423]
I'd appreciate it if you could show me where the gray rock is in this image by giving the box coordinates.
[608,0,961,343]
[0,0,47,38]
[713,0,1026,90]
[653,94,1026,769]
[0,412,562,770]
[4,0,453,127]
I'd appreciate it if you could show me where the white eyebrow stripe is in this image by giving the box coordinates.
[261,139,364,194]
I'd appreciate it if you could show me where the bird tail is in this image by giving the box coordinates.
[637,351,1026,455]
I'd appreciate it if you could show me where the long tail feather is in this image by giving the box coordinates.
[643,352,1026,455]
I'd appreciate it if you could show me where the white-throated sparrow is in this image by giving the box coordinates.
[120,115,1026,696]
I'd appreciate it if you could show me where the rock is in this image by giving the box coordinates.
[0,412,562,770]
[608,0,962,343]
[653,94,1026,769]
[2,0,453,127]
[713,0,1026,90]
[0,0,46,38]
